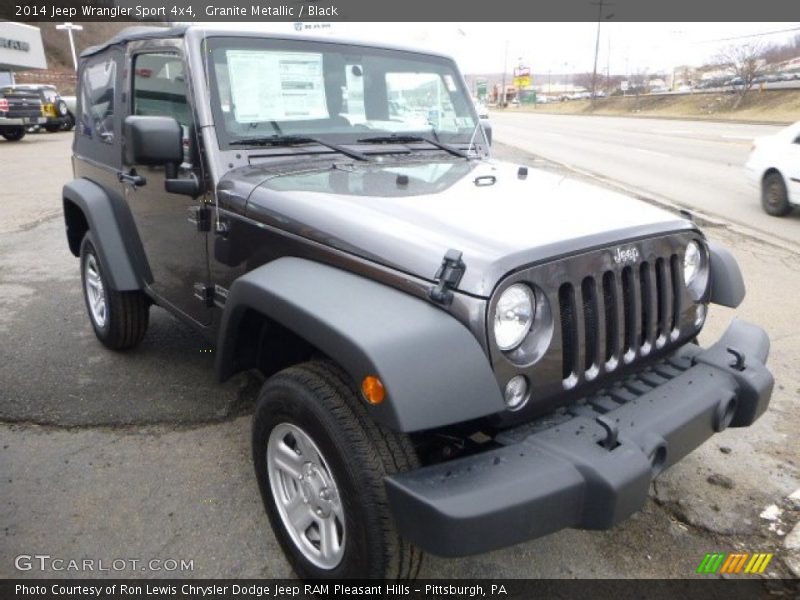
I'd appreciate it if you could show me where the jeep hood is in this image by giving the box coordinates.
[243,159,692,297]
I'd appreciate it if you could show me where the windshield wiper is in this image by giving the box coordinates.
[230,135,368,162]
[357,134,469,159]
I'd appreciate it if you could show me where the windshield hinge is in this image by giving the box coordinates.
[429,249,465,306]
[188,205,211,232]
[193,283,215,307]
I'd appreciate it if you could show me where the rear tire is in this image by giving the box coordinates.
[252,360,423,579]
[1,127,25,141]
[79,233,150,350]
[762,172,791,216]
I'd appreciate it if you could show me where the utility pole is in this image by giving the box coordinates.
[56,22,83,71]
[500,40,509,107]
[590,1,613,102]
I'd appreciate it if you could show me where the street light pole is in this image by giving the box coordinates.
[499,40,509,107]
[56,22,83,71]
[590,1,613,101]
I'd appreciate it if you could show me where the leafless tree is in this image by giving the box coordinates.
[716,42,767,108]
[572,72,595,92]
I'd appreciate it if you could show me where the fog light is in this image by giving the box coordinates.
[694,304,707,328]
[504,375,528,411]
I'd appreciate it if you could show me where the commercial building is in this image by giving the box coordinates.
[0,22,47,86]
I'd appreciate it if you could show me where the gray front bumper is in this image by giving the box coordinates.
[385,319,773,557]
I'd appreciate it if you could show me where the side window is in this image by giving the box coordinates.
[132,53,189,126]
[80,56,116,143]
[132,53,190,162]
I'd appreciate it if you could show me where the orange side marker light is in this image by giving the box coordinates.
[361,375,386,405]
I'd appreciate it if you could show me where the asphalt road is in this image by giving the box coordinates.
[491,112,800,247]
[1,132,799,581]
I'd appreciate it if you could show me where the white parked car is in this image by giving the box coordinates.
[745,122,800,216]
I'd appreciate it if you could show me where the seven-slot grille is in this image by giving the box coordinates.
[558,253,682,388]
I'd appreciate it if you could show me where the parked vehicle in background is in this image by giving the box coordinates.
[746,121,800,216]
[0,86,43,141]
[5,84,75,132]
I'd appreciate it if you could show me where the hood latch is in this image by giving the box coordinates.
[429,249,465,306]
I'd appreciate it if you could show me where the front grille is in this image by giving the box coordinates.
[489,231,701,421]
[558,252,681,388]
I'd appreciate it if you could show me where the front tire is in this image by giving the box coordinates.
[79,234,150,350]
[252,361,423,579]
[762,172,791,216]
[61,113,75,132]
[45,123,62,133]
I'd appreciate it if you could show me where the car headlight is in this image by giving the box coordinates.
[683,240,710,301]
[494,284,534,351]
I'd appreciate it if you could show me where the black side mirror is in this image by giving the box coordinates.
[482,121,492,146]
[123,115,182,166]
[123,115,202,198]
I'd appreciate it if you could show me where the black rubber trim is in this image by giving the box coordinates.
[385,319,773,557]
[216,257,505,432]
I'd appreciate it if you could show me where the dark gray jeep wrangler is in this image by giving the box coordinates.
[63,25,774,579]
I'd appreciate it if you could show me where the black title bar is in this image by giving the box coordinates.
[4,0,800,22]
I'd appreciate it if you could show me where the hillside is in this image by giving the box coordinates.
[40,22,153,70]
[507,89,800,124]
[16,22,166,94]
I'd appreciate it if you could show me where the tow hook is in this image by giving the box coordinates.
[596,416,620,450]
[727,346,746,371]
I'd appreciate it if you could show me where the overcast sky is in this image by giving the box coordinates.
[225,22,800,76]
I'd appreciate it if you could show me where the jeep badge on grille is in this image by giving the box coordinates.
[613,246,640,265]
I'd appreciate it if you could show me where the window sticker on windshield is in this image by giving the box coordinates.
[226,50,328,122]
[443,74,457,92]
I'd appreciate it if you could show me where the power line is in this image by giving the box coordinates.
[698,26,800,44]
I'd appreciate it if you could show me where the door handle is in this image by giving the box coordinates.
[118,170,146,187]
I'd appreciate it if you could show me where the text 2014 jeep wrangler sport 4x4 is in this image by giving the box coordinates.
[63,26,774,579]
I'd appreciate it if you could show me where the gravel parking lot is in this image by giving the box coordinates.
[1,132,799,580]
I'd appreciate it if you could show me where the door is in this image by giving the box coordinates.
[123,49,212,325]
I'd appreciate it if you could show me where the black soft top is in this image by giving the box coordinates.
[80,25,189,58]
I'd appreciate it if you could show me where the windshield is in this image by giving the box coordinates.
[205,37,479,147]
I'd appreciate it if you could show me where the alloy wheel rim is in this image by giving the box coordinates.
[84,254,107,328]
[267,423,345,569]
[767,181,782,208]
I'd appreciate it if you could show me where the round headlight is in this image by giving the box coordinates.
[683,240,710,300]
[494,284,534,351]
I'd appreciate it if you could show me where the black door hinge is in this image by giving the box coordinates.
[188,205,211,232]
[429,249,466,306]
[193,283,214,307]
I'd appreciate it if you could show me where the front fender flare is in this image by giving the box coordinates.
[708,242,745,308]
[62,178,146,291]
[216,258,505,432]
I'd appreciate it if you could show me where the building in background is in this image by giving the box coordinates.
[0,22,47,86]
